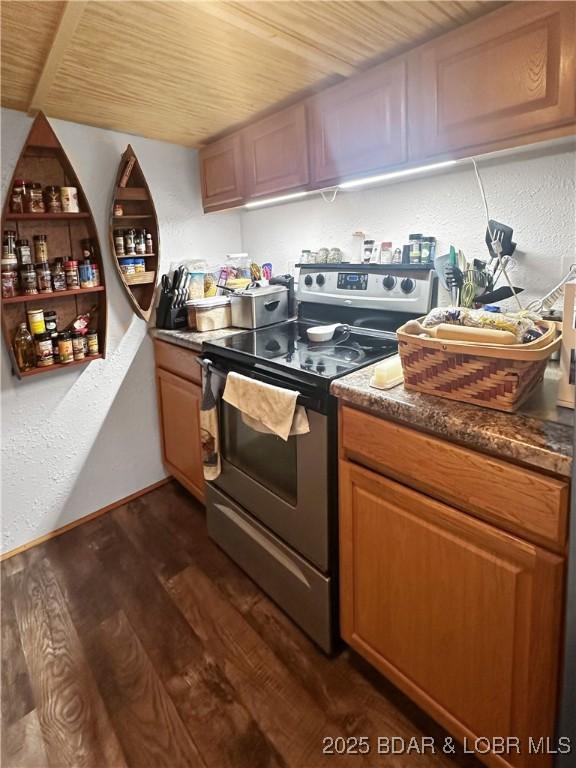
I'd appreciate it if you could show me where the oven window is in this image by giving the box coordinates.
[220,402,297,505]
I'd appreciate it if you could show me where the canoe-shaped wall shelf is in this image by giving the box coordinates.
[1,112,107,379]
[109,145,159,321]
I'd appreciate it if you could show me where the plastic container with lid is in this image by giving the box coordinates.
[186,296,231,331]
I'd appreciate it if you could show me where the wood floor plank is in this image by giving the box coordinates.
[113,494,193,581]
[84,513,201,682]
[1,566,34,726]
[88,610,206,768]
[1,709,49,768]
[11,557,127,768]
[42,525,118,636]
[166,564,361,768]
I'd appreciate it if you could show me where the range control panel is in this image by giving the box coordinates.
[297,265,437,314]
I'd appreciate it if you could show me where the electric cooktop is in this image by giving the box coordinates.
[204,319,398,384]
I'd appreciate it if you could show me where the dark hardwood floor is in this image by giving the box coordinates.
[1,481,482,768]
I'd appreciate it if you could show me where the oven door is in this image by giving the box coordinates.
[204,360,330,572]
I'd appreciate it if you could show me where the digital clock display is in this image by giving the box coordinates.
[337,272,369,290]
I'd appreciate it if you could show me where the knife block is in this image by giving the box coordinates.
[157,293,188,329]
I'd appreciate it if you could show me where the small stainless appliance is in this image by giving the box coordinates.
[202,263,437,652]
[229,284,290,329]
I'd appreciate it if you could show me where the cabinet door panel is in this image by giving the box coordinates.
[412,1,576,158]
[244,103,309,198]
[157,368,204,501]
[199,133,244,210]
[340,460,563,767]
[308,58,407,185]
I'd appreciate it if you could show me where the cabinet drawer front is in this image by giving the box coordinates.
[206,484,333,653]
[154,340,201,384]
[340,405,568,550]
[413,1,576,157]
[308,58,407,185]
[340,461,563,760]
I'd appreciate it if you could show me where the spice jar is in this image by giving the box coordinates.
[35,332,54,366]
[58,331,73,364]
[90,262,101,287]
[33,234,48,264]
[51,259,66,291]
[36,263,53,293]
[135,230,146,255]
[114,230,125,256]
[124,229,136,255]
[64,260,80,289]
[79,261,94,288]
[10,180,26,213]
[21,264,38,295]
[2,270,18,298]
[80,238,95,261]
[26,183,46,213]
[119,258,135,275]
[145,232,153,255]
[16,239,32,265]
[44,185,62,214]
[60,186,79,213]
[27,308,46,335]
[3,230,16,257]
[44,310,57,334]
[71,330,85,360]
[87,329,99,356]
[114,203,124,217]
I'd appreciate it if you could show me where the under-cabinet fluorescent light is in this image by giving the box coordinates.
[244,191,309,209]
[338,160,459,190]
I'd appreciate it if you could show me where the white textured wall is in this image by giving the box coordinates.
[241,142,576,308]
[1,108,242,554]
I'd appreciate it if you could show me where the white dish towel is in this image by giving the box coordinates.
[223,371,310,441]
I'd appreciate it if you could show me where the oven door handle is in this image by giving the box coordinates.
[199,357,227,381]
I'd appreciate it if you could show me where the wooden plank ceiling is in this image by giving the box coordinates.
[1,0,504,147]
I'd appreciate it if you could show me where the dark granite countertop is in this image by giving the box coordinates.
[331,362,573,478]
[150,326,245,353]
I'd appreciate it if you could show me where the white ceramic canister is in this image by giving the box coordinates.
[60,187,79,213]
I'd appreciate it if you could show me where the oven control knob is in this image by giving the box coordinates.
[382,275,396,291]
[316,274,326,286]
[400,278,416,294]
[304,274,313,287]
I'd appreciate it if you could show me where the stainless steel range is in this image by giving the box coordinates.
[201,264,437,652]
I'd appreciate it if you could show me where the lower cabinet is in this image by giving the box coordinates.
[339,459,564,768]
[156,366,204,502]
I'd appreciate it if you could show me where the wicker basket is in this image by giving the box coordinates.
[396,319,561,412]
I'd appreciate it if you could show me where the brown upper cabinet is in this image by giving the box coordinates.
[199,133,245,210]
[244,103,309,198]
[199,1,576,213]
[307,58,407,186]
[410,1,576,160]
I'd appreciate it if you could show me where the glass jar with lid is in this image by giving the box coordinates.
[51,259,66,291]
[36,263,53,293]
[33,234,48,264]
[26,183,46,214]
[10,180,26,214]
[21,264,38,295]
[44,185,62,214]
[16,239,32,265]
[64,260,80,289]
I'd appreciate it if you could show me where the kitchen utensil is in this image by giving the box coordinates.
[229,284,289,329]
[475,286,524,305]
[306,323,349,343]
[403,319,518,345]
[526,264,576,315]
[485,220,516,259]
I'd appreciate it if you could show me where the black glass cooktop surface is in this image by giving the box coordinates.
[204,320,398,384]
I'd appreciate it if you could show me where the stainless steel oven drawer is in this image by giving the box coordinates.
[206,484,334,653]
